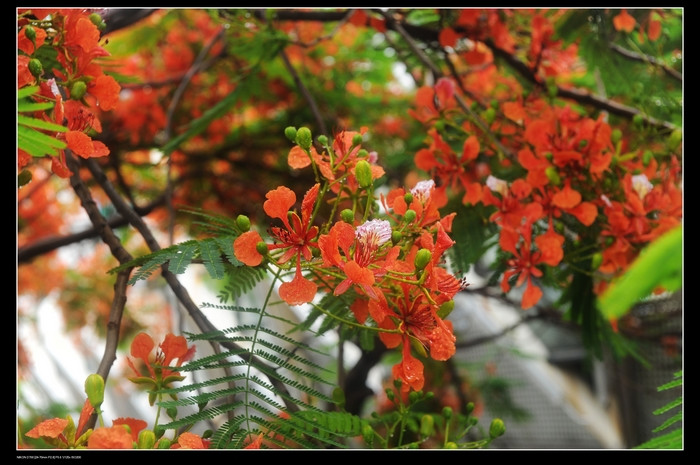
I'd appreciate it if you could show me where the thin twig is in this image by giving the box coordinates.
[609,42,682,82]
[279,49,327,136]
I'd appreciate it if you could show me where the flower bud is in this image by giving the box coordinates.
[403,192,413,204]
[235,214,251,232]
[70,81,87,100]
[465,401,474,414]
[483,108,496,124]
[437,299,454,319]
[391,230,402,245]
[138,430,156,449]
[403,209,416,223]
[352,133,363,146]
[667,129,682,151]
[442,406,453,421]
[414,248,432,271]
[317,134,328,145]
[489,418,506,438]
[24,25,36,41]
[545,166,561,186]
[445,441,458,449]
[255,241,268,256]
[295,127,312,150]
[89,13,104,28]
[284,126,297,142]
[578,139,588,149]
[591,252,603,270]
[611,128,622,144]
[642,150,653,166]
[357,149,368,158]
[419,414,435,437]
[157,438,172,449]
[84,373,105,409]
[28,58,43,78]
[340,208,354,224]
[354,160,373,189]
[408,390,420,404]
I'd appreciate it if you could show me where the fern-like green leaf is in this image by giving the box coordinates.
[198,238,225,279]
[151,301,367,449]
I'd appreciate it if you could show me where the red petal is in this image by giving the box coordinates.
[263,186,296,221]
[113,418,147,442]
[279,272,317,306]
[90,75,121,111]
[130,332,155,361]
[87,425,134,449]
[66,131,95,158]
[288,145,311,169]
[25,418,69,439]
[521,280,543,310]
[233,230,265,266]
[551,183,582,209]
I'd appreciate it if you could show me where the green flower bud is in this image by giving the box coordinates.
[89,13,103,27]
[357,149,368,158]
[354,159,373,189]
[490,98,499,109]
[414,248,432,271]
[284,126,297,142]
[437,299,454,319]
[544,151,553,161]
[611,128,623,145]
[445,441,458,449]
[157,438,172,449]
[591,252,603,270]
[489,418,506,438]
[578,139,588,149]
[442,406,453,421]
[465,401,474,415]
[434,120,445,133]
[403,192,413,204]
[420,414,435,437]
[391,230,403,245]
[24,25,36,42]
[404,209,416,223]
[483,107,496,124]
[137,430,156,449]
[28,58,43,78]
[340,208,354,224]
[70,81,87,100]
[317,134,328,145]
[84,374,105,409]
[667,129,682,151]
[352,133,363,146]
[385,387,395,401]
[235,214,251,232]
[642,150,653,166]
[633,113,644,127]
[545,166,561,186]
[408,390,420,404]
[295,127,312,150]
[255,241,268,256]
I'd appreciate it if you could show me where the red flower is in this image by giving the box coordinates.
[319,219,399,300]
[87,425,134,449]
[500,223,545,309]
[126,332,196,399]
[235,184,321,306]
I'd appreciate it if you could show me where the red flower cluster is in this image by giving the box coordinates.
[233,127,467,392]
[17,9,121,178]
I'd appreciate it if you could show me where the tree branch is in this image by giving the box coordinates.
[609,42,682,82]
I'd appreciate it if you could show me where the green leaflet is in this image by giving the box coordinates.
[598,225,682,320]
